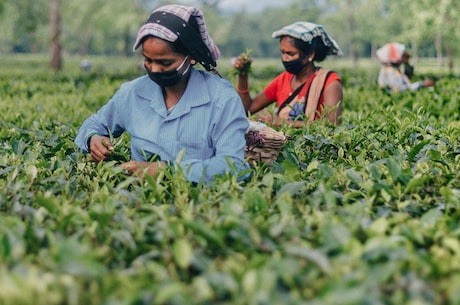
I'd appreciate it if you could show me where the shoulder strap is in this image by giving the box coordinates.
[278,81,306,112]
[304,68,333,123]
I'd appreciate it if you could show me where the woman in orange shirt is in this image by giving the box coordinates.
[232,22,343,127]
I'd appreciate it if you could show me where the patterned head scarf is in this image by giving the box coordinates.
[133,5,220,72]
[376,42,405,64]
[272,22,343,56]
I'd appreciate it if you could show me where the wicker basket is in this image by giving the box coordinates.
[244,120,287,165]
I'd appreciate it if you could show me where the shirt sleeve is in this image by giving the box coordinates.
[324,71,341,87]
[264,75,281,101]
[74,86,126,152]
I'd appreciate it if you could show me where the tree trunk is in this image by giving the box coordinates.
[446,45,453,73]
[435,30,443,68]
[411,41,418,64]
[50,0,62,71]
[370,42,376,60]
[79,38,90,56]
[123,27,131,57]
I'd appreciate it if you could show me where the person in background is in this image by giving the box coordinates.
[376,42,434,94]
[401,51,414,80]
[232,22,343,127]
[74,4,249,184]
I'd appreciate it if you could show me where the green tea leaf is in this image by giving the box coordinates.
[386,157,401,181]
[173,238,193,269]
[408,139,430,162]
[284,245,332,275]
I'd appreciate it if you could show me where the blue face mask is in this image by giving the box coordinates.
[282,54,308,74]
[146,56,190,88]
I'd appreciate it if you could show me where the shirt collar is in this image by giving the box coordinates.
[135,69,211,117]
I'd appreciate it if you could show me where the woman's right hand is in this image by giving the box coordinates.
[424,79,435,87]
[232,56,252,71]
[231,50,253,74]
[89,134,114,162]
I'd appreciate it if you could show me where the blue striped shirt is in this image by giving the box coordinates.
[75,69,249,183]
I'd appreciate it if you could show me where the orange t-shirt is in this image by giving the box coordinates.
[264,69,341,114]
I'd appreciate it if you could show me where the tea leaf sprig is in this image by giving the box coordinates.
[230,48,253,77]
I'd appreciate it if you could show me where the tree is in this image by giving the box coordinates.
[257,0,323,58]
[320,0,388,62]
[11,0,48,52]
[0,0,458,72]
[0,0,5,15]
[61,0,146,56]
[409,0,460,72]
[220,0,322,58]
[50,0,62,71]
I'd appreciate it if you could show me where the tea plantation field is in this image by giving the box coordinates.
[1,54,459,305]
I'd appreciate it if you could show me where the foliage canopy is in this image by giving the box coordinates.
[0,0,459,67]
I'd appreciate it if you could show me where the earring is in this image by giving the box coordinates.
[308,57,313,62]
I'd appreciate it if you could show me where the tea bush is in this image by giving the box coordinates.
[1,55,459,305]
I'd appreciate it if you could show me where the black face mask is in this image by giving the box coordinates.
[282,55,308,74]
[146,56,190,88]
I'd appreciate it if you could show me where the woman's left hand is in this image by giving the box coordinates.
[119,161,163,177]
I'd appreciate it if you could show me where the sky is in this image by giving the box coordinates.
[217,0,295,13]
[176,0,295,13]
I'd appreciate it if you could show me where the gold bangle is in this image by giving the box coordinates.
[237,87,249,94]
